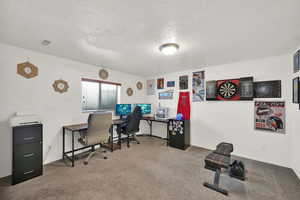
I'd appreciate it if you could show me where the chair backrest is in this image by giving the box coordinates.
[126,106,142,133]
[86,112,112,145]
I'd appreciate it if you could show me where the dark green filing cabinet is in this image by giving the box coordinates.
[12,124,43,185]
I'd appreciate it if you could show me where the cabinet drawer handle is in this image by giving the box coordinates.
[24,153,35,158]
[23,137,35,141]
[24,170,34,175]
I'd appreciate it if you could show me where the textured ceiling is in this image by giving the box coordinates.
[0,0,300,76]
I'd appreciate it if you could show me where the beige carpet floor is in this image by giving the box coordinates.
[0,136,300,200]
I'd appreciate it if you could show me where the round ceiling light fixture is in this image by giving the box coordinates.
[41,40,51,46]
[159,43,179,55]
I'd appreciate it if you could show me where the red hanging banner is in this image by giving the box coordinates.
[177,92,191,120]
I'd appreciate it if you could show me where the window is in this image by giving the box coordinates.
[81,78,120,112]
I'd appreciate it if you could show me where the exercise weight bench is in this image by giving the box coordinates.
[203,143,233,196]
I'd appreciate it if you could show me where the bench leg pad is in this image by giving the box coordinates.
[203,182,228,196]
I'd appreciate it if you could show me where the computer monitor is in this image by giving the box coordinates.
[115,104,132,117]
[134,104,151,115]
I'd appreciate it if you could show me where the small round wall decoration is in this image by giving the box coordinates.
[99,69,109,80]
[17,62,38,79]
[52,79,69,93]
[126,88,133,96]
[136,81,143,90]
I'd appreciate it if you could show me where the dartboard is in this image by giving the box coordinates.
[218,81,238,99]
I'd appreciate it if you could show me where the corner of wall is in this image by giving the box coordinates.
[293,168,300,180]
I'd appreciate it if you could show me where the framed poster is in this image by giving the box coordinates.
[159,90,174,100]
[294,50,300,73]
[240,77,254,100]
[254,80,281,98]
[157,78,164,89]
[293,77,300,103]
[146,79,155,95]
[179,75,188,90]
[254,101,285,134]
[192,71,205,102]
[167,81,175,87]
[216,79,240,100]
[206,81,217,100]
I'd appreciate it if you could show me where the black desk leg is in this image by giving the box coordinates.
[167,122,169,146]
[62,128,65,160]
[118,125,121,149]
[150,121,153,136]
[72,131,75,167]
[111,130,114,152]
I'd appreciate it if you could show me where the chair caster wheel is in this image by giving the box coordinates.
[84,161,88,165]
[104,157,107,160]
[137,142,140,144]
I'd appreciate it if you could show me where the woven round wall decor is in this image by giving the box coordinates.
[52,79,69,93]
[17,62,38,79]
[126,88,133,96]
[99,69,109,80]
[136,81,143,90]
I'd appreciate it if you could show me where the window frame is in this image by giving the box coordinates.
[81,78,121,113]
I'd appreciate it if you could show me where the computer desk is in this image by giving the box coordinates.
[141,117,171,145]
[62,119,125,167]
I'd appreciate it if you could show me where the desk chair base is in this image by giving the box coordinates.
[126,133,140,147]
[133,134,140,144]
[84,146,107,165]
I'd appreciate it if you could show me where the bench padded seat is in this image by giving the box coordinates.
[205,152,230,170]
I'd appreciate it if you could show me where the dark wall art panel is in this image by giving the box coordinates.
[293,77,300,103]
[254,80,281,98]
[294,50,300,73]
[240,77,254,100]
[206,80,217,100]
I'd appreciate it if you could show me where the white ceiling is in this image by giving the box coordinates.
[0,0,300,76]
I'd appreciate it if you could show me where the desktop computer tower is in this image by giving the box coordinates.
[169,119,190,150]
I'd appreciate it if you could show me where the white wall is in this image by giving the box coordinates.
[147,55,294,168]
[0,43,147,178]
[1,42,299,179]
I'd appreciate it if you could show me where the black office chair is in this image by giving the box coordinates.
[121,106,142,147]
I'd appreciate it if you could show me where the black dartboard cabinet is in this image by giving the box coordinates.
[168,119,190,150]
